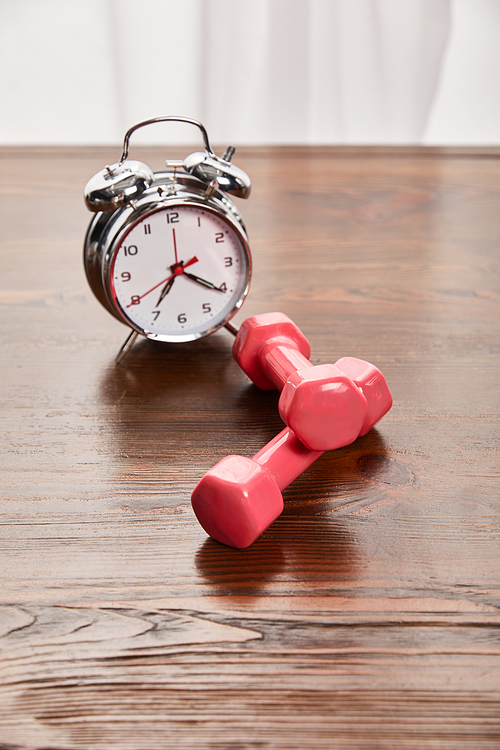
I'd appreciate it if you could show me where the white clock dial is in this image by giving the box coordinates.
[109,204,250,342]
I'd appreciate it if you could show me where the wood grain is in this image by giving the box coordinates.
[0,145,499,749]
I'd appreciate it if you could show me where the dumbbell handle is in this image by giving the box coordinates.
[259,341,312,391]
[253,425,322,490]
[232,313,312,392]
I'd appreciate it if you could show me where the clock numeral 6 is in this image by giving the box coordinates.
[178,313,187,324]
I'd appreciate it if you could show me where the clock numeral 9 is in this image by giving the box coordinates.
[121,272,131,282]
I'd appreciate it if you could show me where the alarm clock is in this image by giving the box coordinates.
[83,116,252,360]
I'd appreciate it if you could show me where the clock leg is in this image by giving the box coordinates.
[115,330,139,365]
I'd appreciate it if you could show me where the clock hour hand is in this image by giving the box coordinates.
[184,272,224,292]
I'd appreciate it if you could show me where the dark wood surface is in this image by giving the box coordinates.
[0,144,499,749]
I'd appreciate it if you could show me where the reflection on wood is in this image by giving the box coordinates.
[0,145,499,749]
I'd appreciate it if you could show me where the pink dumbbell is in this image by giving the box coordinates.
[192,375,392,548]
[233,312,392,452]
[192,428,321,548]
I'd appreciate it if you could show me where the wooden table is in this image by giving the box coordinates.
[1,145,499,749]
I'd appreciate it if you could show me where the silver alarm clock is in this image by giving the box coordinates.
[83,116,252,360]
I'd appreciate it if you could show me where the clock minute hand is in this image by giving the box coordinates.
[156,275,176,306]
[184,272,224,291]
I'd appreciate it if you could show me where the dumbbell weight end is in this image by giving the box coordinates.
[233,313,392,451]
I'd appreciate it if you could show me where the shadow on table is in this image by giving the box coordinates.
[97,336,404,597]
[97,332,285,451]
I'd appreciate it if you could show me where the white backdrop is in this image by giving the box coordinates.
[0,0,499,146]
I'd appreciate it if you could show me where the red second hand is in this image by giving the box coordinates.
[126,256,199,308]
[179,255,198,271]
[173,227,178,264]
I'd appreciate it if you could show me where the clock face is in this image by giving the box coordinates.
[109,204,250,341]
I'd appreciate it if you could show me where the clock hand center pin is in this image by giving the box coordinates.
[157,255,199,305]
